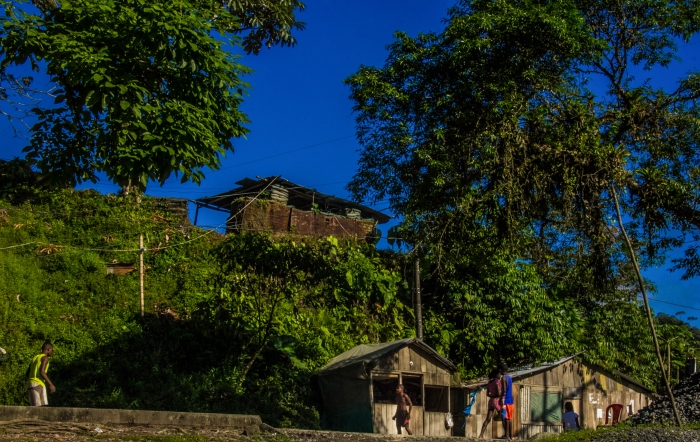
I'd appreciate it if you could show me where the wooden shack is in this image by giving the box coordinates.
[459,355,653,439]
[195,176,390,240]
[314,338,457,436]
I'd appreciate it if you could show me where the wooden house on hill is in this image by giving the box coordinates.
[459,355,653,439]
[314,338,457,436]
[195,176,389,240]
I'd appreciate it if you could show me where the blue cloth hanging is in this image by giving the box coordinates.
[462,386,484,428]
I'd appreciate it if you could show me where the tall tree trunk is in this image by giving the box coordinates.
[611,186,682,426]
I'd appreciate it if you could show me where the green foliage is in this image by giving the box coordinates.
[0,189,409,428]
[225,0,306,55]
[0,0,250,190]
[345,0,700,386]
[0,158,50,201]
[0,0,305,190]
[426,252,582,378]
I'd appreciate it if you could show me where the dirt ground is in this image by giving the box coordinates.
[3,420,700,442]
[0,420,480,442]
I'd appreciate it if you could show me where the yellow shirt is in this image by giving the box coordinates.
[27,354,49,386]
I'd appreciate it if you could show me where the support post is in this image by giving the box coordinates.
[668,341,672,383]
[611,186,682,426]
[139,234,145,317]
[415,259,423,341]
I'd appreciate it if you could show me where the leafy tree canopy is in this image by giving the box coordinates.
[0,0,305,190]
[346,0,700,377]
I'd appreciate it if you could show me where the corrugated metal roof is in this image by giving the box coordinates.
[461,353,652,393]
[197,176,391,224]
[462,354,580,389]
[316,338,457,376]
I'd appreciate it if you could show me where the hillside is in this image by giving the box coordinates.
[0,188,412,428]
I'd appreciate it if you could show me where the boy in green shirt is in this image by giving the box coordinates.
[27,342,55,406]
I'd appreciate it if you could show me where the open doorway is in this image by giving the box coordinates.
[373,374,399,404]
[402,374,423,406]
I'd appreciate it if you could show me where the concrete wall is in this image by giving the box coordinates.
[0,406,261,429]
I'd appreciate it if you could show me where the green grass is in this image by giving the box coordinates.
[549,422,700,441]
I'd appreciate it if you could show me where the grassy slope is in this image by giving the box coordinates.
[0,189,411,428]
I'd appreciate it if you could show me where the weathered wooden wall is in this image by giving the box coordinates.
[228,198,376,240]
[462,360,652,439]
[373,403,424,436]
[424,411,450,437]
[463,383,506,439]
[370,346,452,437]
[373,347,451,386]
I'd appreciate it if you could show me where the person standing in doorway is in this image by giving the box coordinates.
[26,342,55,406]
[392,384,413,435]
[500,363,516,440]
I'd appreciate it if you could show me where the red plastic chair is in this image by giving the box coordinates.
[605,404,624,425]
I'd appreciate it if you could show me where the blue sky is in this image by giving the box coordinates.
[1,0,698,325]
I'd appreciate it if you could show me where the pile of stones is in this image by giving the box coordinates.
[630,372,700,425]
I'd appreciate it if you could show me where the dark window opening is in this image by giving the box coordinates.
[372,374,399,404]
[402,374,423,406]
[425,385,449,412]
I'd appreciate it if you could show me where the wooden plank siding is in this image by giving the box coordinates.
[424,412,450,437]
[374,347,451,387]
[373,403,424,436]
[369,345,453,436]
[462,359,653,439]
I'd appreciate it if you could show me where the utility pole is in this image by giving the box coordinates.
[414,259,423,341]
[668,341,672,382]
[139,234,145,317]
[612,187,682,426]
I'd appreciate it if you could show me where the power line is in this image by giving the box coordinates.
[84,180,352,194]
[217,135,356,170]
[0,179,280,253]
[647,297,700,313]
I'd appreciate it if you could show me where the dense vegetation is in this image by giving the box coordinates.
[0,0,305,192]
[345,0,700,387]
[0,185,413,428]
[1,169,699,428]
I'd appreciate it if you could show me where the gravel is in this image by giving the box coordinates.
[588,428,700,442]
[630,372,700,425]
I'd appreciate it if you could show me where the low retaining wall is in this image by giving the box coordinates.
[0,406,261,428]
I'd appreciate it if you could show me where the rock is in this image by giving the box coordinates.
[589,428,700,442]
[259,423,277,433]
[243,425,260,436]
[630,371,700,425]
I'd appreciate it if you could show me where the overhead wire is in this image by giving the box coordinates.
[217,135,356,170]
[0,178,280,253]
[646,297,700,313]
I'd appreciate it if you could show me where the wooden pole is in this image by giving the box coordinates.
[139,234,144,317]
[414,259,423,341]
[611,187,682,426]
[668,341,672,382]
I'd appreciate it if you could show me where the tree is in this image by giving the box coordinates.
[198,234,408,387]
[345,0,700,387]
[0,0,305,191]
